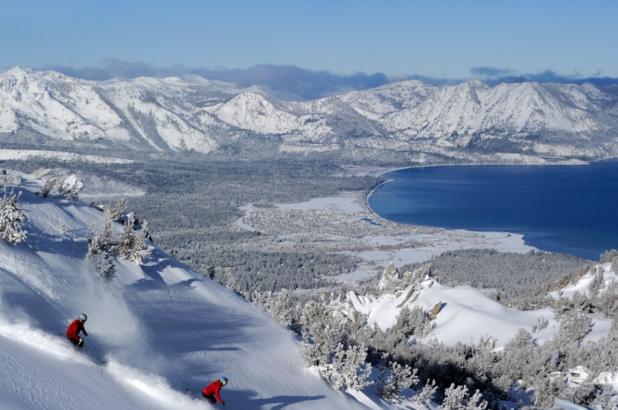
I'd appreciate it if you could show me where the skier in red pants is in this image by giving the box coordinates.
[66,313,88,348]
[202,377,228,405]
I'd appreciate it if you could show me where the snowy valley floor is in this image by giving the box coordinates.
[235,191,533,283]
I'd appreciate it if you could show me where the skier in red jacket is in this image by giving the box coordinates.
[202,377,228,405]
[66,313,88,348]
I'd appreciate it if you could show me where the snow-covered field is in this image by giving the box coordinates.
[0,148,133,164]
[29,168,146,199]
[236,192,533,282]
[0,172,368,409]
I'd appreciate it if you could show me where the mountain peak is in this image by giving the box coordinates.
[1,66,31,77]
[211,91,301,134]
[230,91,272,104]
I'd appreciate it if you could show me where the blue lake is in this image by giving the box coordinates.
[368,161,618,260]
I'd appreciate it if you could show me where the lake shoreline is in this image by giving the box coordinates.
[365,159,618,261]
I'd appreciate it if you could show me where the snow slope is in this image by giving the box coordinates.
[345,276,555,348]
[342,265,612,349]
[0,172,366,409]
[549,262,617,299]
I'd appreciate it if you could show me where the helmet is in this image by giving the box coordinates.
[79,313,88,322]
[219,377,228,386]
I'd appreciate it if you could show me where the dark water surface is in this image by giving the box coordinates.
[368,161,618,260]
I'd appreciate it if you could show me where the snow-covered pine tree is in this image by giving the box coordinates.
[440,384,469,409]
[341,343,372,390]
[589,268,605,294]
[108,198,127,222]
[38,178,56,198]
[140,219,152,243]
[439,384,488,410]
[533,372,560,408]
[466,389,488,410]
[117,213,135,260]
[412,379,437,406]
[377,361,419,403]
[87,212,116,281]
[299,301,372,391]
[321,343,372,391]
[129,219,149,264]
[595,281,618,316]
[395,306,431,337]
[261,289,298,329]
[89,248,115,281]
[58,175,84,200]
[0,191,27,245]
[117,212,149,264]
[499,328,536,387]
[300,301,348,368]
[559,309,592,343]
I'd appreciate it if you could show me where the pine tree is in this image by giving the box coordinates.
[559,310,592,344]
[89,248,115,281]
[321,343,372,391]
[439,384,487,410]
[87,213,116,281]
[395,306,430,337]
[0,191,27,245]
[262,289,298,328]
[108,198,127,221]
[38,178,56,198]
[501,328,536,384]
[378,361,419,403]
[440,384,469,410]
[466,389,488,410]
[117,213,149,264]
[341,343,372,390]
[412,379,437,406]
[58,175,84,200]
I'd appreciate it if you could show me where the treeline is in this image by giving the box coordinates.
[201,249,356,293]
[400,248,589,309]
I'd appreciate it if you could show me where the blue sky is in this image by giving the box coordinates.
[1,0,616,77]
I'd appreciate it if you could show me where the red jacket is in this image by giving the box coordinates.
[202,380,224,403]
[66,319,87,341]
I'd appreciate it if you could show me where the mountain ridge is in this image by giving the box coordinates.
[1,67,618,162]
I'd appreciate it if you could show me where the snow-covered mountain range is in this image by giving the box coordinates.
[2,67,618,161]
